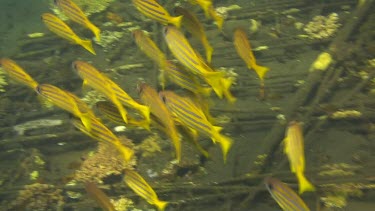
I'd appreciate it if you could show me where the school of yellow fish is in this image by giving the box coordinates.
[0,0,319,210]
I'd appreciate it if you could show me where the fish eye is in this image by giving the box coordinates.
[71,62,77,70]
[163,27,168,34]
[35,85,42,94]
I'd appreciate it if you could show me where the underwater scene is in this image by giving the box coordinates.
[0,0,374,210]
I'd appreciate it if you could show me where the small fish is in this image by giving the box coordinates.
[132,0,182,28]
[160,91,232,162]
[124,169,168,211]
[189,0,212,18]
[41,13,96,55]
[164,61,212,97]
[0,58,38,90]
[132,29,167,87]
[138,82,181,162]
[189,0,223,30]
[85,182,116,211]
[163,26,225,98]
[71,116,134,162]
[233,28,269,98]
[174,7,213,63]
[265,177,310,211]
[72,61,129,124]
[54,0,101,41]
[36,84,93,130]
[284,121,315,194]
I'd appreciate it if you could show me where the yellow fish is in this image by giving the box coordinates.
[36,84,93,130]
[163,25,225,98]
[41,13,96,55]
[189,0,223,30]
[0,58,38,90]
[84,182,116,211]
[233,28,269,98]
[132,29,167,87]
[265,177,310,211]
[160,91,233,162]
[54,0,101,41]
[138,82,181,162]
[124,169,168,211]
[132,0,182,28]
[72,61,129,124]
[284,121,315,194]
[174,7,213,63]
[71,116,134,162]
[73,61,150,129]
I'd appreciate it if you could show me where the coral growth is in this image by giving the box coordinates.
[304,13,341,39]
[75,140,136,183]
[135,134,162,158]
[6,183,64,211]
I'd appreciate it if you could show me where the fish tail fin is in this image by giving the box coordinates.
[171,15,183,28]
[88,23,101,42]
[202,39,213,63]
[213,131,233,163]
[202,2,212,17]
[253,64,269,81]
[219,77,236,103]
[204,71,225,98]
[79,39,96,55]
[170,132,182,163]
[297,172,315,194]
[155,199,168,211]
[138,105,151,125]
[113,141,134,162]
[198,86,212,97]
[223,88,236,103]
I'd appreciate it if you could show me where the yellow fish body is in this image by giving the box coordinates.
[36,84,94,130]
[41,13,95,55]
[160,91,232,162]
[72,61,130,125]
[71,116,134,162]
[284,121,315,194]
[233,28,269,82]
[265,177,310,211]
[132,0,182,28]
[174,7,213,63]
[132,29,167,88]
[0,58,39,90]
[189,0,223,30]
[124,169,168,211]
[163,26,225,98]
[138,82,181,162]
[54,0,101,41]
